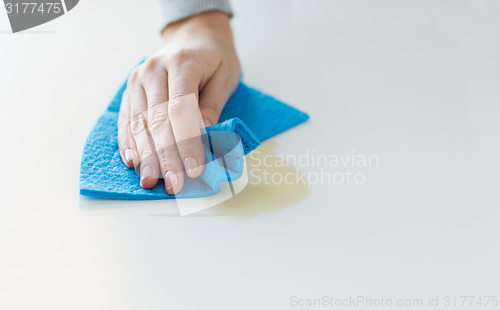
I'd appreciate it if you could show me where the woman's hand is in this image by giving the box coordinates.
[117,11,240,195]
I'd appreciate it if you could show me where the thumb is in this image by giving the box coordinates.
[199,70,239,127]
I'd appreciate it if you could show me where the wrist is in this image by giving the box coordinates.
[162,11,232,41]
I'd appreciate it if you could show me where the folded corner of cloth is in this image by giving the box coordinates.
[80,72,309,200]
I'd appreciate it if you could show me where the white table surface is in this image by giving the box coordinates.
[1,1,500,309]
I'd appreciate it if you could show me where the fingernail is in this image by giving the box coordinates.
[141,165,153,180]
[124,149,133,166]
[165,171,178,190]
[184,157,198,178]
[203,119,212,127]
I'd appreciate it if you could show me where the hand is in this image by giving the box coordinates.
[117,11,240,195]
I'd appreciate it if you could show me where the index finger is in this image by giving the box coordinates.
[167,63,206,179]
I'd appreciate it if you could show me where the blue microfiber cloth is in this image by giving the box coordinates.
[80,75,309,200]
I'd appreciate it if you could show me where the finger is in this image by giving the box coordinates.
[167,61,206,179]
[128,70,160,189]
[142,65,185,195]
[198,65,239,127]
[118,90,135,168]
[128,125,140,168]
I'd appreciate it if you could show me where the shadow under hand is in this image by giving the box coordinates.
[211,142,309,219]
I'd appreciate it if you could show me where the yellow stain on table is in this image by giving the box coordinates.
[211,142,309,218]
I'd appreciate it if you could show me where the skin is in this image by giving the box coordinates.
[117,11,240,195]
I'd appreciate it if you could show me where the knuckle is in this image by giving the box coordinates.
[139,148,153,160]
[167,96,185,115]
[142,56,160,72]
[117,117,129,129]
[157,151,169,168]
[169,49,196,66]
[148,107,169,132]
[117,110,129,126]
[168,92,197,115]
[128,68,141,83]
[130,114,147,136]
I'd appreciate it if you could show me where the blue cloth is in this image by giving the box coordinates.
[80,77,309,199]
